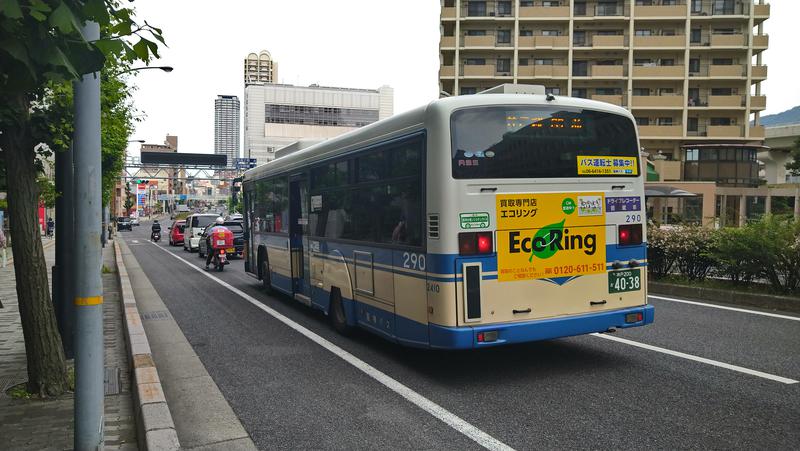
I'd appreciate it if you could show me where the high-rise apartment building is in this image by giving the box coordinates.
[244,83,394,165]
[439,0,770,189]
[245,50,278,84]
[214,95,241,168]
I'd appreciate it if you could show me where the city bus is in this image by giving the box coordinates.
[242,84,654,349]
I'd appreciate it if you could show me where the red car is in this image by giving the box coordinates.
[168,220,186,246]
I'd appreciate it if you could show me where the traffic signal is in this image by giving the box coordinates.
[134,179,150,184]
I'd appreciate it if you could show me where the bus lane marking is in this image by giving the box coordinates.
[648,295,800,322]
[149,241,515,451]
[592,333,798,385]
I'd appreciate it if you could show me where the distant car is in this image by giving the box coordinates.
[116,217,132,231]
[168,220,186,246]
[183,213,219,252]
[225,213,243,222]
[198,221,244,259]
[130,216,140,226]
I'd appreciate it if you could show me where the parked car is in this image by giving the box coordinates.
[116,217,132,231]
[225,213,243,222]
[168,220,186,246]
[198,221,244,259]
[183,213,219,252]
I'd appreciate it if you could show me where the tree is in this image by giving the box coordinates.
[0,0,163,396]
[123,182,135,216]
[785,137,800,177]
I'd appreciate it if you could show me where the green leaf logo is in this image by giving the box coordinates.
[529,219,565,262]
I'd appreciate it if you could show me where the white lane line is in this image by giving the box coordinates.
[648,294,800,322]
[147,241,513,451]
[592,333,798,385]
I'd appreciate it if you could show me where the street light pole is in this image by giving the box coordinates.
[73,21,104,451]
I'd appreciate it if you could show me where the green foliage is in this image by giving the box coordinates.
[646,227,674,279]
[785,137,800,176]
[37,176,58,208]
[123,182,134,214]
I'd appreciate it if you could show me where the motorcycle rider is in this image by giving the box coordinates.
[205,217,230,269]
[151,219,162,241]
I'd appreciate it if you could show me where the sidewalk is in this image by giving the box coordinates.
[0,240,138,449]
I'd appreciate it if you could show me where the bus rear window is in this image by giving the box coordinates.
[451,106,640,179]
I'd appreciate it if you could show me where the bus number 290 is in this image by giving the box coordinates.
[403,252,426,271]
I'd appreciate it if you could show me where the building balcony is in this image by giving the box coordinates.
[750,125,765,138]
[535,35,570,48]
[708,95,744,107]
[519,6,570,18]
[440,65,456,77]
[638,125,683,137]
[442,6,457,19]
[591,94,624,106]
[634,5,686,18]
[518,66,535,77]
[463,35,496,47]
[751,95,767,110]
[462,64,497,77]
[752,34,768,48]
[708,65,745,77]
[440,36,456,48]
[533,65,568,77]
[591,65,625,77]
[633,65,685,78]
[751,65,768,79]
[710,34,745,46]
[592,35,625,47]
[754,3,770,17]
[707,125,743,137]
[631,95,684,108]
[633,35,685,47]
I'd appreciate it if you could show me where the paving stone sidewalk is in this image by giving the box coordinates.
[0,241,138,450]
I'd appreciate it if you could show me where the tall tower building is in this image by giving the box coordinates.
[244,50,278,85]
[214,95,240,168]
[439,0,770,188]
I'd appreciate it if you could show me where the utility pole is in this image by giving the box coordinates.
[72,21,104,450]
[53,143,75,358]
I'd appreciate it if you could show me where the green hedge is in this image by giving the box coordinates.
[648,216,800,294]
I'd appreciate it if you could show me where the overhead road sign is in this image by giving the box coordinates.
[140,151,227,167]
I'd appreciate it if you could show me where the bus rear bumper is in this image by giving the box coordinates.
[429,305,655,349]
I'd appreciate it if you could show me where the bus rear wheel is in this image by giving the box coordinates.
[260,257,272,293]
[330,288,353,335]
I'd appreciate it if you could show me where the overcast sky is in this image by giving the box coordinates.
[126,0,798,156]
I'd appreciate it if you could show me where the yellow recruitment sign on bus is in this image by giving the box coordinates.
[577,156,638,175]
[496,193,607,282]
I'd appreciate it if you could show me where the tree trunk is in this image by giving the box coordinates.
[1,93,69,397]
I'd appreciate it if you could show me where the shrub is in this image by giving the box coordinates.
[749,216,800,293]
[647,226,674,279]
[671,225,716,281]
[708,226,762,283]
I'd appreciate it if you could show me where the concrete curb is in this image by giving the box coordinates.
[649,281,800,314]
[114,241,181,450]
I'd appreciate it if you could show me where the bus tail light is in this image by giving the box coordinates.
[459,232,493,256]
[625,312,643,323]
[477,330,498,343]
[618,224,642,246]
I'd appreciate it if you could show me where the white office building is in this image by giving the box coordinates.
[214,95,240,168]
[244,83,394,165]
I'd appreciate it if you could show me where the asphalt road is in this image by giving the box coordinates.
[121,221,800,450]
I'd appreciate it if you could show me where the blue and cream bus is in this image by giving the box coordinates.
[242,85,654,349]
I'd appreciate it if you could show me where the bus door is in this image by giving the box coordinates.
[289,177,311,303]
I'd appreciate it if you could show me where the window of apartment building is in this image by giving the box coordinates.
[658,87,675,95]
[520,30,534,36]
[596,88,620,95]
[660,58,675,66]
[572,60,588,76]
[633,88,650,96]
[635,0,654,5]
[688,87,700,102]
[597,1,620,16]
[519,58,529,66]
[468,1,487,16]
[497,1,512,16]
[690,0,702,13]
[466,29,487,36]
[688,117,699,132]
[460,87,478,95]
[713,28,735,35]
[661,29,677,36]
[662,0,678,5]
[635,29,653,36]
[710,117,733,126]
[496,58,511,73]
[574,2,587,16]
[497,30,512,44]
[689,58,700,73]
[521,0,534,6]
[464,58,486,65]
[686,148,699,160]
[713,0,735,15]
[573,30,587,45]
[636,117,650,126]
[546,87,561,95]
[690,28,701,43]
[571,88,588,98]
[658,117,674,126]
[634,58,653,66]
[542,1,561,6]
[596,59,619,66]
[711,88,733,96]
[542,30,561,36]
[712,58,733,65]
[534,58,554,65]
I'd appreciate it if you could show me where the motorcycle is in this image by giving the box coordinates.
[151,231,161,242]
[211,248,228,272]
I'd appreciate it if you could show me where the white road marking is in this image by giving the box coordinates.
[147,241,514,451]
[592,333,798,385]
[649,294,800,322]
[131,240,139,244]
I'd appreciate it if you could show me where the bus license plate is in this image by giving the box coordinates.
[216,240,226,246]
[227,248,235,253]
[608,269,641,293]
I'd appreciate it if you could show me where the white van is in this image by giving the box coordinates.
[183,213,219,252]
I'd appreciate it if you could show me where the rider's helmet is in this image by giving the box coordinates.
[215,217,225,225]
[154,220,159,224]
